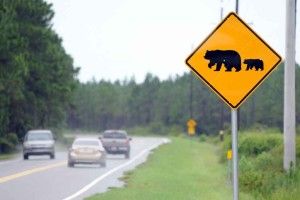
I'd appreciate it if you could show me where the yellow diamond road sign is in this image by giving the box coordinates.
[186,12,282,109]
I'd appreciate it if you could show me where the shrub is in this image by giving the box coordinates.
[255,152,274,171]
[149,122,167,135]
[167,125,184,136]
[296,125,300,135]
[219,133,282,163]
[238,133,282,156]
[6,133,18,145]
[199,134,207,142]
[239,154,287,198]
[239,156,264,192]
[296,137,300,167]
[0,133,18,153]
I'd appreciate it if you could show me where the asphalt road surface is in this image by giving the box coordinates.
[0,136,168,200]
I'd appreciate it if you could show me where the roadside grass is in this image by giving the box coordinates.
[219,130,300,200]
[268,171,300,200]
[0,152,17,160]
[87,137,253,200]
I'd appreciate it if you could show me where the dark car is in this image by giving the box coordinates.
[100,130,131,159]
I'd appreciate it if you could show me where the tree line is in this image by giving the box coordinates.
[67,63,300,134]
[0,0,78,151]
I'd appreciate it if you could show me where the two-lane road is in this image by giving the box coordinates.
[0,137,168,200]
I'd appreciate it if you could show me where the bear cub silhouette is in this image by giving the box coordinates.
[244,59,264,71]
[204,50,241,72]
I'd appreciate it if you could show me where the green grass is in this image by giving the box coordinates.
[219,131,300,200]
[87,137,253,200]
[268,176,300,200]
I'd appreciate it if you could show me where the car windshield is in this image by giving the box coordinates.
[27,133,52,141]
[73,140,99,146]
[103,131,127,139]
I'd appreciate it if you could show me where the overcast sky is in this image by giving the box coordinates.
[46,0,300,83]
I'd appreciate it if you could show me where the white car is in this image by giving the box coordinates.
[68,138,106,167]
[23,130,55,160]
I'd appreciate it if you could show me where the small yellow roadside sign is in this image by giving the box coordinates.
[187,119,197,136]
[227,150,232,160]
[186,12,281,109]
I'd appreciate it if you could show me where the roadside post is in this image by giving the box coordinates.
[185,13,281,200]
[219,130,224,141]
[227,149,233,184]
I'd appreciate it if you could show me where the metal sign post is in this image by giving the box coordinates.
[231,109,238,200]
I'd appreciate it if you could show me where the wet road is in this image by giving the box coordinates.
[0,136,168,200]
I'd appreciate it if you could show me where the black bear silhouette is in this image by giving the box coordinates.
[244,59,264,71]
[204,50,241,72]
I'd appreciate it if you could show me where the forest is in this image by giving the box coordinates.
[0,0,300,152]
[0,0,78,151]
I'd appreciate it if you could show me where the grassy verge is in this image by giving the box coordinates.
[87,137,253,200]
[219,130,300,200]
[0,152,18,160]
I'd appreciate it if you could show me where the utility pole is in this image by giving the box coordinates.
[284,0,296,171]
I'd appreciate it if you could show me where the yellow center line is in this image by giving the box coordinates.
[0,161,66,184]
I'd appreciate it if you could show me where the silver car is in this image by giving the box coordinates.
[68,138,106,167]
[23,130,55,160]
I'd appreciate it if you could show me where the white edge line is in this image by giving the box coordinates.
[62,139,166,200]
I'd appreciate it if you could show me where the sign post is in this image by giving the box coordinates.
[185,12,281,200]
[231,109,238,200]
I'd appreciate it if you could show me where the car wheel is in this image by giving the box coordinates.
[68,161,74,167]
[23,154,29,160]
[125,151,130,159]
[50,153,55,159]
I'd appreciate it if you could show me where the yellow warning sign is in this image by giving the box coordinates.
[227,150,232,160]
[186,12,281,109]
[187,119,197,136]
